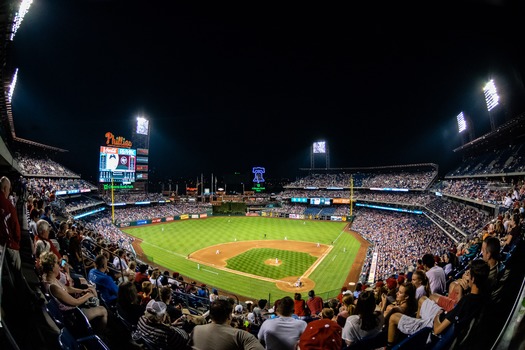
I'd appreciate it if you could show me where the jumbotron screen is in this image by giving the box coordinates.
[99,146,136,183]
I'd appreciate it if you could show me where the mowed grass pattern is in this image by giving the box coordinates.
[226,248,317,279]
[123,217,359,300]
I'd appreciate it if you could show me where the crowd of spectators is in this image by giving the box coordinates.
[16,154,80,178]
[285,169,437,190]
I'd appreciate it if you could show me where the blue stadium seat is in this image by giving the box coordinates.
[58,327,110,350]
[391,327,432,350]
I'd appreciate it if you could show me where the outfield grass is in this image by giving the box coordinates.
[123,217,360,300]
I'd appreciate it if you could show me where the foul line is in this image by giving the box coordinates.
[142,241,187,259]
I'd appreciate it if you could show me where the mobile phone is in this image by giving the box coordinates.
[61,259,67,267]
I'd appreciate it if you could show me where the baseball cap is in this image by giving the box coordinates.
[146,300,167,316]
[235,304,243,313]
[298,319,342,350]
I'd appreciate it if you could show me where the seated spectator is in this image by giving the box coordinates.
[387,259,490,348]
[88,254,119,306]
[411,270,431,301]
[126,260,137,282]
[159,286,183,323]
[117,281,145,327]
[258,296,307,350]
[298,307,342,350]
[189,299,264,350]
[139,281,153,306]
[422,253,446,295]
[40,251,108,332]
[306,290,324,318]
[381,282,417,326]
[293,293,308,320]
[134,264,150,291]
[134,300,189,349]
[342,290,384,347]
[35,219,61,260]
[336,294,356,328]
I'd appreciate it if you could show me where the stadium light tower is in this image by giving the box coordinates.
[311,141,330,169]
[483,79,500,131]
[456,111,474,145]
[132,115,151,193]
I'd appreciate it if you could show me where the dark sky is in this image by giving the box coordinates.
[9,1,525,185]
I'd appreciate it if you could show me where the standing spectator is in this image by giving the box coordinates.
[189,299,264,350]
[0,176,21,270]
[306,290,324,317]
[258,296,307,350]
[422,253,446,295]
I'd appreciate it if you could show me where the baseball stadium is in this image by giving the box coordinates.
[1,2,525,350]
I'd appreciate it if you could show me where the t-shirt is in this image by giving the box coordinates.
[426,266,447,295]
[306,296,324,315]
[342,314,384,344]
[190,323,264,350]
[258,316,307,350]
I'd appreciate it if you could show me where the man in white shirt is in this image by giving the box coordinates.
[422,253,446,295]
[258,296,307,350]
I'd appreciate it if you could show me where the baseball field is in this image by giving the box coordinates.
[123,216,368,300]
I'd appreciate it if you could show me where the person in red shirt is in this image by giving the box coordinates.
[294,292,308,319]
[0,176,21,270]
[306,289,324,317]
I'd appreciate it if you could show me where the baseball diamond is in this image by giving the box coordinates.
[126,216,369,300]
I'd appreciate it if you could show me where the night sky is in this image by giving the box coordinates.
[8,1,525,185]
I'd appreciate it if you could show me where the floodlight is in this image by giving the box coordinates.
[483,79,499,112]
[10,0,33,41]
[456,112,467,133]
[8,68,18,103]
[136,116,149,135]
[313,141,326,154]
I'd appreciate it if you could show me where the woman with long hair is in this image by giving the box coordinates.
[342,290,384,346]
[412,269,431,301]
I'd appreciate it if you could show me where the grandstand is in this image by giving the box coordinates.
[2,3,525,350]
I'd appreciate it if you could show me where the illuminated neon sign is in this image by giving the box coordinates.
[252,167,265,183]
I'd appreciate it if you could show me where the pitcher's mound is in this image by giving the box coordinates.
[276,277,315,293]
[265,259,282,266]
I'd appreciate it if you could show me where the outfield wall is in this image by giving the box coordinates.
[116,210,353,228]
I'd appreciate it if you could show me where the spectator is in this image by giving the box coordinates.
[411,270,431,301]
[134,300,189,349]
[40,251,107,332]
[422,253,446,295]
[88,254,119,306]
[298,308,342,350]
[293,293,308,320]
[117,281,145,327]
[189,299,264,350]
[40,205,58,236]
[387,259,490,347]
[336,294,356,328]
[258,296,307,350]
[159,286,183,323]
[306,290,324,317]
[0,176,21,270]
[342,290,384,347]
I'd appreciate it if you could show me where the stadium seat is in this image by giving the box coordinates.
[58,327,110,350]
[45,298,95,340]
[391,327,431,350]
[345,329,387,349]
